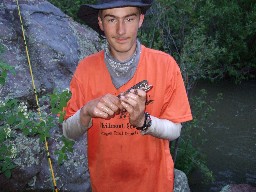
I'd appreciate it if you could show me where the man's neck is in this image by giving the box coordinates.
[109,44,137,62]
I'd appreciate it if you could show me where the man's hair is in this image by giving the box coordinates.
[98,7,142,19]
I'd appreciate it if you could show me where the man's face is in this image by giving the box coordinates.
[98,7,144,61]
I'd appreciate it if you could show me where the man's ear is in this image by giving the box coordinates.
[139,14,145,28]
[98,16,104,31]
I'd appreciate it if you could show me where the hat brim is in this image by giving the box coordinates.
[78,6,101,34]
[78,1,152,35]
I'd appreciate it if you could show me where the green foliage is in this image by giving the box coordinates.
[48,0,96,22]
[139,0,225,91]
[140,0,256,84]
[179,29,225,90]
[50,89,71,123]
[0,45,15,85]
[0,89,74,177]
[196,0,256,81]
[48,89,75,165]
[174,89,223,183]
[0,97,56,177]
[0,50,73,177]
[0,45,16,178]
[0,157,16,179]
[0,62,14,85]
[54,134,75,165]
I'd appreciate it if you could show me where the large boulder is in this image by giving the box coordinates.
[0,0,100,100]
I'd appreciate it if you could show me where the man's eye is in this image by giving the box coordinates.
[126,18,134,22]
[108,18,116,23]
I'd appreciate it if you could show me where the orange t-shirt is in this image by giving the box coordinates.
[65,45,192,192]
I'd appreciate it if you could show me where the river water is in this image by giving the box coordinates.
[188,79,256,192]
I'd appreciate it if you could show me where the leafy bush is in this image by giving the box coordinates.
[0,44,74,177]
[139,1,226,92]
[0,45,15,86]
[0,90,74,177]
[48,89,75,165]
[141,0,256,82]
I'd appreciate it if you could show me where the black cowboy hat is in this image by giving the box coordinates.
[78,0,153,35]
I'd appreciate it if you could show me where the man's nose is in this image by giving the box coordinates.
[116,20,126,35]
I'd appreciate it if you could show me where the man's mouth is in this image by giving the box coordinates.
[115,37,129,43]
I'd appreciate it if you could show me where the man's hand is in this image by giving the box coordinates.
[119,89,146,127]
[80,94,122,126]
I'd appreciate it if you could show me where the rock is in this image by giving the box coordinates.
[0,0,100,100]
[221,184,256,192]
[174,169,191,192]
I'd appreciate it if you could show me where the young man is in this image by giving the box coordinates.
[63,0,193,191]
